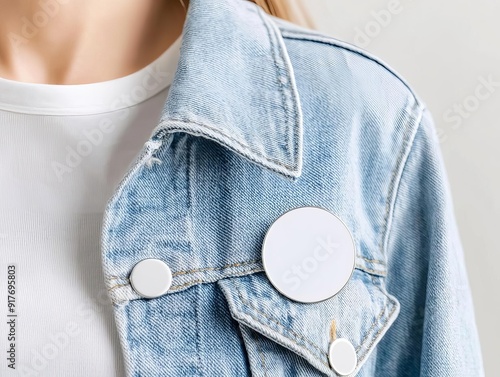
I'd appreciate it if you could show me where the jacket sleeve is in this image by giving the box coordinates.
[382,107,484,376]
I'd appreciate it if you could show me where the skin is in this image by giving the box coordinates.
[0,0,187,84]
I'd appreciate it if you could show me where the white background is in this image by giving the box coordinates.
[302,1,499,375]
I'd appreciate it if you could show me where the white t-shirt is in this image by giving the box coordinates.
[0,36,181,376]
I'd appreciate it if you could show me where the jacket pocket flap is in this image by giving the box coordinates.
[218,269,399,376]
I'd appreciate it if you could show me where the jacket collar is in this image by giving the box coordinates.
[151,0,303,179]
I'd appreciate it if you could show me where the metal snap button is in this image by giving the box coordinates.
[130,258,172,298]
[262,206,355,303]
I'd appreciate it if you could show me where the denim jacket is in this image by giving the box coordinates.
[101,0,484,375]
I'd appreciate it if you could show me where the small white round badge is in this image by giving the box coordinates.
[328,338,357,375]
[262,207,355,303]
[130,258,172,299]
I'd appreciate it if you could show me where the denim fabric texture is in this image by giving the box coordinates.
[100,0,484,375]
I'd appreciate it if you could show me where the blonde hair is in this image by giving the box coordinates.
[251,0,313,27]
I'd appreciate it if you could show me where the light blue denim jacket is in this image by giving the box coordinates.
[101,0,484,375]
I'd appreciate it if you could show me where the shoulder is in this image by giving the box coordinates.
[269,15,431,169]
[269,16,426,111]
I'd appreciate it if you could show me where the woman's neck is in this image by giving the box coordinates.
[0,0,186,84]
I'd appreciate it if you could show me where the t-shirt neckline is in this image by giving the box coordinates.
[0,35,182,116]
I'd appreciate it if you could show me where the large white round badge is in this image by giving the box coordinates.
[262,207,355,303]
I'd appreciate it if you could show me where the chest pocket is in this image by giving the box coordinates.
[217,260,399,376]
